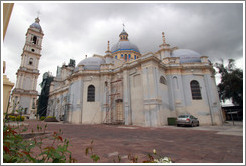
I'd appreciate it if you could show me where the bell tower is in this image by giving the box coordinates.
[11,17,44,117]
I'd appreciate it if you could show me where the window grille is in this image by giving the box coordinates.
[87,85,95,102]
[190,80,202,100]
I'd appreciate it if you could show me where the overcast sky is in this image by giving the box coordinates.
[2,2,244,93]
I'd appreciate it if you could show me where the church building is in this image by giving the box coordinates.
[46,28,223,127]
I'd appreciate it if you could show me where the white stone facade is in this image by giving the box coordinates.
[47,30,223,127]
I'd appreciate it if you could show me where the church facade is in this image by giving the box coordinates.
[46,29,223,127]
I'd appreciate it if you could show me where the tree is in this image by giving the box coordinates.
[215,59,243,106]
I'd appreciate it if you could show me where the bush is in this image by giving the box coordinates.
[40,116,46,121]
[16,115,25,121]
[44,116,58,122]
[46,116,55,119]
[8,115,16,121]
[3,124,76,163]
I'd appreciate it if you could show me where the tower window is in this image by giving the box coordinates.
[128,54,131,59]
[32,98,36,109]
[121,54,124,58]
[125,54,127,61]
[134,55,137,59]
[31,49,35,52]
[32,36,37,44]
[87,85,95,102]
[190,80,202,100]
[29,58,33,65]
[115,55,117,59]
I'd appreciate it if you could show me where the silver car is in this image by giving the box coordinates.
[176,114,199,127]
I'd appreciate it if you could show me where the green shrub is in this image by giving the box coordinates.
[3,124,76,163]
[44,116,58,122]
[8,115,16,121]
[16,115,25,121]
[40,116,46,121]
[46,116,56,119]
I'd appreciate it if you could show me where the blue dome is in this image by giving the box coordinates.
[171,49,201,63]
[77,57,105,70]
[30,23,42,30]
[30,17,42,31]
[111,40,140,53]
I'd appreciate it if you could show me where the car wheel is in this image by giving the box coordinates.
[191,122,194,127]
[177,124,180,127]
[197,122,199,127]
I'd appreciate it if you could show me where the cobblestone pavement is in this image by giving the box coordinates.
[17,120,243,163]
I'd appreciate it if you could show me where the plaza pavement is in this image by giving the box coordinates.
[7,120,244,163]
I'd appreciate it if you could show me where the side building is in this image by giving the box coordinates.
[46,29,223,127]
[37,72,54,118]
[10,17,44,118]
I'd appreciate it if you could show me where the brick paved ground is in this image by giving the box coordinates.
[17,120,243,163]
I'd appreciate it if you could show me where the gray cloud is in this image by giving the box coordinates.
[3,2,243,93]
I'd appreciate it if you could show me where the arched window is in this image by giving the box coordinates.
[125,54,127,61]
[29,58,33,65]
[190,80,202,100]
[173,76,179,89]
[32,36,37,44]
[87,85,95,102]
[160,76,166,85]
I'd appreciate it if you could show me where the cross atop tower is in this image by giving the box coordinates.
[162,32,166,45]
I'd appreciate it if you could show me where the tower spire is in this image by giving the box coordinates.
[162,32,166,45]
[107,40,110,52]
[105,40,111,55]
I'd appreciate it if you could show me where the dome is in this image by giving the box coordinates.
[30,23,42,30]
[30,17,42,31]
[111,40,140,53]
[77,57,105,70]
[171,49,201,63]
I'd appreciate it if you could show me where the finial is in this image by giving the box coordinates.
[107,41,110,51]
[122,23,125,30]
[162,32,166,44]
[85,55,87,58]
[35,17,40,23]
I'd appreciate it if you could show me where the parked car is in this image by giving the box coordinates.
[176,114,199,127]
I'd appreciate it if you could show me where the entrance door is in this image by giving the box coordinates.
[116,101,124,123]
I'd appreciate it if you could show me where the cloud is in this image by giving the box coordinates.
[3,2,243,93]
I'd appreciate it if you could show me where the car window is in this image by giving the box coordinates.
[178,115,189,118]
